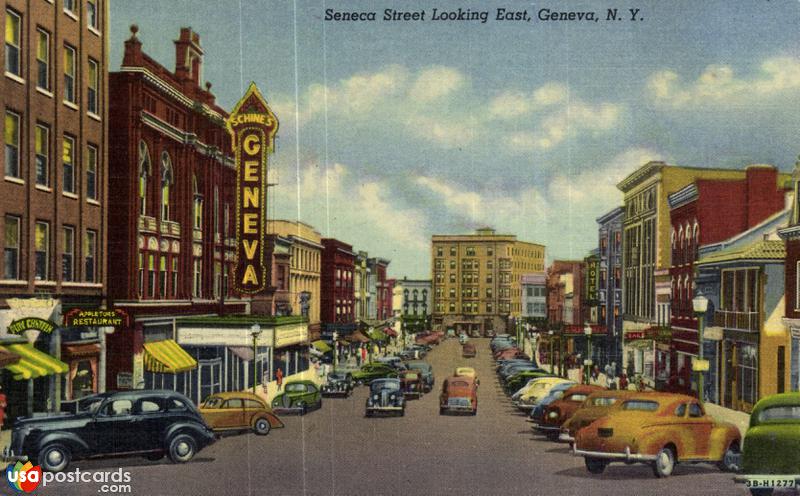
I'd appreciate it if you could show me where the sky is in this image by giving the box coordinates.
[109,0,800,278]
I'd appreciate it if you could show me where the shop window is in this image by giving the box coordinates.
[4,215,20,279]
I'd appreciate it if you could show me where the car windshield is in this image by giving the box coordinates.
[329,373,346,380]
[404,373,419,380]
[622,400,659,411]
[285,383,307,393]
[202,396,224,409]
[77,395,106,413]
[590,397,618,407]
[450,381,470,388]
[759,405,800,422]
[371,380,400,392]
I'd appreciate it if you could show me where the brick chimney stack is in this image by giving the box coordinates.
[174,27,203,88]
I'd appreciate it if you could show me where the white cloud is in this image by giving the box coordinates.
[488,82,568,120]
[357,183,428,250]
[408,66,465,103]
[647,56,800,107]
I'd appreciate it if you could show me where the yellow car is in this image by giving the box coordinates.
[513,377,574,411]
[454,367,477,380]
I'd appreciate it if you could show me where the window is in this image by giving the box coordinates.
[62,136,75,193]
[147,254,155,297]
[5,111,20,178]
[161,152,172,221]
[213,187,219,237]
[5,10,21,76]
[86,144,97,199]
[171,258,178,298]
[36,29,50,90]
[193,176,203,229]
[193,259,202,297]
[436,247,443,257]
[87,58,99,114]
[137,253,143,296]
[449,273,455,283]
[159,256,167,297]
[688,403,703,418]
[86,0,98,29]
[138,142,150,215]
[487,247,493,256]
[102,400,133,417]
[35,221,50,280]
[64,0,77,14]
[449,260,455,269]
[84,230,96,282]
[35,124,50,186]
[4,215,19,279]
[450,246,456,256]
[214,261,221,298]
[136,399,161,414]
[62,226,74,281]
[64,45,76,103]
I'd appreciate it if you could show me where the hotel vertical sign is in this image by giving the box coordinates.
[226,83,279,293]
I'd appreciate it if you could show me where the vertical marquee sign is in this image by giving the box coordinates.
[226,83,279,293]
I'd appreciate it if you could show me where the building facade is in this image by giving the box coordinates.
[268,220,322,339]
[520,273,546,321]
[394,278,431,336]
[1,0,109,419]
[354,251,369,322]
[320,238,356,339]
[431,228,545,336]
[781,162,800,395]
[597,207,624,367]
[371,257,391,321]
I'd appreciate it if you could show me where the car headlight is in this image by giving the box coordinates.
[390,394,396,401]
[373,394,379,400]
[547,411,559,419]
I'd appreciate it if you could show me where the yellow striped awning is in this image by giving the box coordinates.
[312,340,332,354]
[143,339,197,374]
[0,344,68,381]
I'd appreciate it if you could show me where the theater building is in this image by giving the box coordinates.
[1,0,109,419]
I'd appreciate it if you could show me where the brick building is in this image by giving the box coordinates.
[1,0,108,419]
[320,238,356,340]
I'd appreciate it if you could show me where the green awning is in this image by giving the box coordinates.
[368,329,388,342]
[312,340,332,354]
[0,344,68,380]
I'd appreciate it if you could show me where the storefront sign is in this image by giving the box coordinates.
[274,324,308,348]
[64,309,129,328]
[227,83,279,294]
[178,326,274,347]
[117,372,133,389]
[625,331,646,340]
[7,317,56,335]
[585,257,598,301]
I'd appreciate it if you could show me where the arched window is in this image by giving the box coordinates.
[693,222,700,261]
[160,152,173,221]
[193,175,203,230]
[138,141,151,215]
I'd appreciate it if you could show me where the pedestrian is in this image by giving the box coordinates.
[592,365,600,383]
[0,385,7,430]
[619,372,629,390]
[276,367,283,391]
[361,345,367,365]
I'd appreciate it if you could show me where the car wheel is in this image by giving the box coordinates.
[365,410,372,418]
[254,418,271,435]
[168,434,198,464]
[652,446,676,478]
[546,431,560,441]
[584,457,608,474]
[400,408,405,417]
[439,407,445,415]
[749,489,774,496]
[145,452,165,461]
[717,442,740,472]
[38,443,71,473]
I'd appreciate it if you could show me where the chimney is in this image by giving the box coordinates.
[122,25,143,67]
[174,28,204,87]
[744,165,778,229]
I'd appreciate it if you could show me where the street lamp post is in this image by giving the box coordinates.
[251,324,262,395]
[332,331,339,370]
[548,330,555,374]
[692,292,709,404]
[584,324,593,384]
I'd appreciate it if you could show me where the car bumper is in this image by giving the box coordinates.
[572,445,657,462]
[733,474,800,485]
[366,406,403,412]
[1,447,27,463]
[536,424,561,432]
[442,405,474,412]
[558,432,575,443]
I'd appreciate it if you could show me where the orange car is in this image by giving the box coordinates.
[200,391,284,435]
[573,393,741,477]
[559,390,636,443]
[536,384,605,440]
[439,376,478,415]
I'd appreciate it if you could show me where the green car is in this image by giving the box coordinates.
[271,380,322,415]
[735,392,800,495]
[351,363,399,385]
[504,371,553,395]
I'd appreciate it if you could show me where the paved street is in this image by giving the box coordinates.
[38,338,756,496]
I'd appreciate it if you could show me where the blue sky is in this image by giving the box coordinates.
[110,0,800,278]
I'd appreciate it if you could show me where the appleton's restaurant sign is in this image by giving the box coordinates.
[226,83,279,294]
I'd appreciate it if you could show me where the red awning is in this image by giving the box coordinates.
[0,348,20,368]
[384,328,398,337]
[63,343,101,359]
[345,331,370,343]
[562,324,608,335]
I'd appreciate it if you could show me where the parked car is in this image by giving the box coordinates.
[528,382,577,425]
[6,390,216,473]
[559,390,636,443]
[375,356,405,369]
[537,385,605,439]
[734,392,800,495]
[400,370,424,399]
[405,361,434,392]
[498,362,541,381]
[439,376,478,415]
[454,367,477,381]
[398,348,420,360]
[271,380,323,415]
[458,333,468,345]
[573,393,741,477]
[494,349,529,361]
[321,371,354,397]
[462,343,477,358]
[351,363,400,385]
[512,377,574,411]
[503,371,553,395]
[365,378,405,417]
[200,391,284,436]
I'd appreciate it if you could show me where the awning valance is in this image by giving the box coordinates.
[143,339,197,374]
[63,343,101,359]
[0,344,68,380]
[346,331,370,343]
[312,340,332,353]
[368,329,388,342]
[228,346,254,361]
[383,328,398,337]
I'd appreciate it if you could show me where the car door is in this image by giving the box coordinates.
[243,398,264,426]
[305,384,320,406]
[92,398,135,454]
[686,402,713,458]
[132,397,167,452]
[218,399,245,428]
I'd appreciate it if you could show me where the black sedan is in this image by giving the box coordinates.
[365,379,405,417]
[321,371,354,397]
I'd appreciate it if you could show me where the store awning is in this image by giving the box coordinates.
[0,348,20,369]
[312,340,332,354]
[384,328,398,337]
[369,329,388,342]
[63,343,101,359]
[627,339,654,351]
[346,331,370,343]
[228,346,255,361]
[0,344,68,380]
[143,339,197,374]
